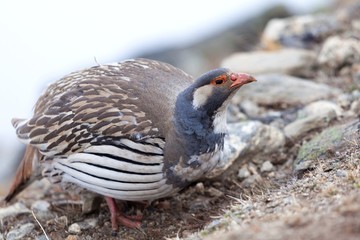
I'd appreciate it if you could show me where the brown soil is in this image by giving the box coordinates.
[1,136,359,240]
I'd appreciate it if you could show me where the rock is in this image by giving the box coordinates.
[68,223,81,234]
[31,200,50,212]
[206,187,224,198]
[350,99,360,115]
[78,218,98,229]
[227,104,248,123]
[195,182,205,195]
[6,223,35,240]
[242,174,262,187]
[232,74,341,108]
[261,161,274,172]
[300,100,342,118]
[237,165,251,179]
[31,200,55,221]
[206,121,285,178]
[65,235,79,240]
[238,99,263,118]
[284,100,341,140]
[35,235,49,240]
[336,170,348,178]
[261,14,340,49]
[221,48,316,76]
[294,119,360,172]
[317,36,360,70]
[68,218,98,234]
[0,202,30,220]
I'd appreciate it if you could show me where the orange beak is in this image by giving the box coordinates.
[229,73,256,89]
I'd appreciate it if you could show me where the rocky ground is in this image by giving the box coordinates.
[1,1,360,240]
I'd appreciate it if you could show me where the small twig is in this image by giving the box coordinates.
[31,210,50,240]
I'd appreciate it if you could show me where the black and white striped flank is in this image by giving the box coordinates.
[49,137,177,201]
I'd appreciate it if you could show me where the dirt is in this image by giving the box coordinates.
[1,130,358,240]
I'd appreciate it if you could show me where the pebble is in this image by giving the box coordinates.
[206,187,224,198]
[35,235,49,240]
[31,200,50,212]
[242,175,262,187]
[237,165,251,179]
[68,218,98,234]
[261,161,274,172]
[65,235,79,240]
[78,218,98,229]
[336,169,348,178]
[195,182,205,195]
[68,223,82,234]
[6,223,35,240]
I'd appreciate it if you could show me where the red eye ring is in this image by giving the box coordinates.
[230,73,238,81]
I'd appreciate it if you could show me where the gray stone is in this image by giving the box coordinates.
[261,14,340,49]
[31,200,50,212]
[227,104,248,123]
[221,48,316,76]
[68,218,98,234]
[206,121,285,178]
[237,165,251,179]
[242,174,262,187]
[232,74,341,108]
[284,101,341,140]
[294,119,359,172]
[206,187,224,198]
[261,161,274,172]
[0,202,30,220]
[317,36,360,69]
[238,100,263,118]
[35,235,48,240]
[78,218,98,230]
[6,223,35,240]
[195,182,205,195]
[350,99,360,115]
[336,170,348,178]
[68,223,81,234]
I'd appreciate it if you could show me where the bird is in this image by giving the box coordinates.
[4,58,256,235]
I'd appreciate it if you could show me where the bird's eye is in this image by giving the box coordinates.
[211,75,227,85]
[215,79,224,84]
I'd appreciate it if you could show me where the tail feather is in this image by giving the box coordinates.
[4,145,40,203]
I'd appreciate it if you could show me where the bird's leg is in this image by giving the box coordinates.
[105,197,142,235]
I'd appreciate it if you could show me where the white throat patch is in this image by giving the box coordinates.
[192,85,214,109]
[213,108,228,134]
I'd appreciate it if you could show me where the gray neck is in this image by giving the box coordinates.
[174,87,225,156]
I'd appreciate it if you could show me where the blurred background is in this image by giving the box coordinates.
[0,0,332,194]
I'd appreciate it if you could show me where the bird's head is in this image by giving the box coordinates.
[176,68,256,135]
[191,68,256,113]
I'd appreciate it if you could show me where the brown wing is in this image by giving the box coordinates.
[14,59,193,157]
